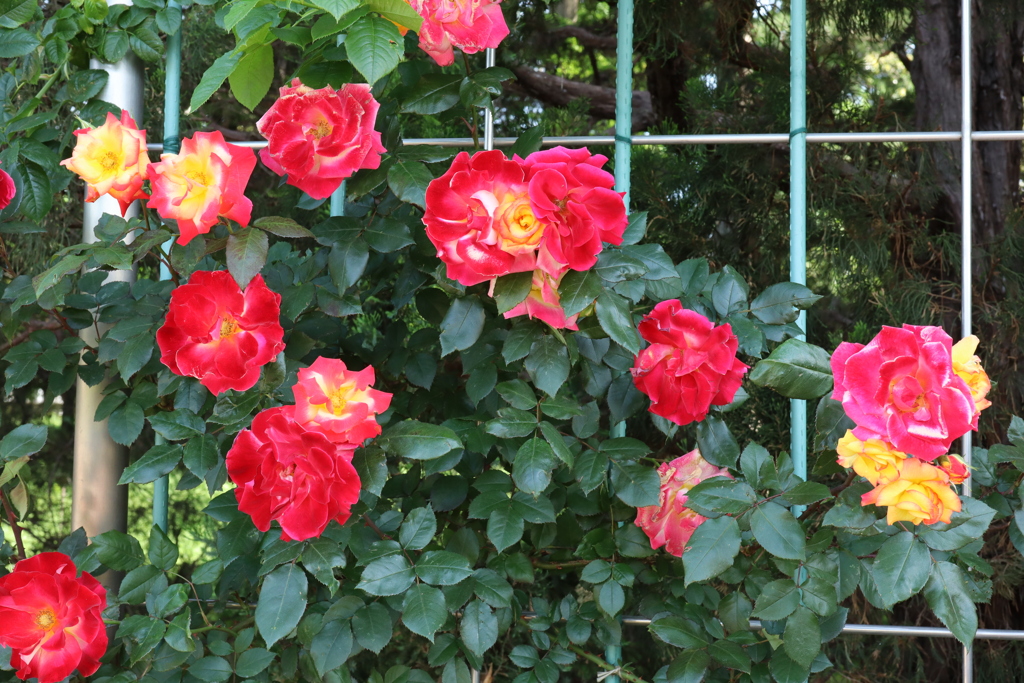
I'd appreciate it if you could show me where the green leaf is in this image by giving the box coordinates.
[183,435,220,481]
[190,656,233,683]
[496,379,536,410]
[609,460,660,507]
[0,27,38,57]
[380,420,462,460]
[402,584,447,641]
[388,158,434,208]
[685,477,757,516]
[649,615,708,648]
[620,211,648,246]
[595,290,640,354]
[749,339,833,399]
[666,649,710,683]
[0,0,36,28]
[512,438,557,496]
[256,563,308,648]
[558,269,603,318]
[228,43,273,111]
[695,415,741,468]
[781,481,833,506]
[235,649,276,678]
[871,531,932,608]
[525,336,570,397]
[924,561,977,647]
[253,216,314,239]
[597,580,625,617]
[364,218,414,252]
[188,50,241,113]
[682,516,742,585]
[440,297,485,356]
[494,271,534,315]
[401,74,463,114]
[149,525,179,570]
[415,550,473,585]
[400,506,437,550]
[357,555,415,596]
[92,530,145,572]
[366,0,422,30]
[769,648,810,683]
[507,124,545,157]
[814,396,855,451]
[718,592,753,633]
[486,503,524,552]
[503,321,542,363]
[461,600,498,657]
[0,424,46,461]
[783,606,821,669]
[310,0,358,20]
[708,639,750,673]
[227,228,269,288]
[750,501,806,560]
[352,602,393,653]
[118,565,163,604]
[328,239,370,290]
[752,579,800,620]
[347,15,402,84]
[749,282,822,325]
[149,410,204,441]
[117,333,153,381]
[118,444,181,484]
[918,497,996,552]
[311,619,353,675]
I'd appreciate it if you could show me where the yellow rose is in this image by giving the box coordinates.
[952,335,992,413]
[836,430,905,486]
[861,458,962,525]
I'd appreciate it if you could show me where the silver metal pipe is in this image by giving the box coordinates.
[960,0,974,676]
[145,130,1024,153]
[73,24,142,592]
[483,48,496,151]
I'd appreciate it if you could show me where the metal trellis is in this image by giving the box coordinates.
[77,0,1020,677]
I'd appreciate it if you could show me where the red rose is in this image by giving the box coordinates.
[257,80,386,200]
[0,552,107,683]
[522,146,627,274]
[423,150,539,286]
[227,406,362,541]
[156,270,285,395]
[631,300,749,426]
[0,160,17,211]
[292,357,392,445]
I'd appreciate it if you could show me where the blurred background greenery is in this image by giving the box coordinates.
[4,0,1024,679]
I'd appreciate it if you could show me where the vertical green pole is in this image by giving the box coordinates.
[607,0,634,680]
[789,0,807,494]
[330,181,347,218]
[153,0,182,533]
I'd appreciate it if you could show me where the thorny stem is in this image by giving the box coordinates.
[566,644,649,683]
[0,488,26,562]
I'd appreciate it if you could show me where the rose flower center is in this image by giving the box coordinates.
[327,386,351,416]
[99,150,121,171]
[186,169,212,186]
[35,607,57,630]
[310,117,333,140]
[220,317,241,338]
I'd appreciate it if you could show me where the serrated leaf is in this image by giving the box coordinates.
[227,228,269,288]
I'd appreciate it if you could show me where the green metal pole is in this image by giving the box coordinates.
[606,0,634,680]
[789,0,807,492]
[330,180,346,217]
[153,0,183,534]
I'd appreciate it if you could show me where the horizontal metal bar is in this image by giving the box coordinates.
[144,130,1024,154]
[627,617,1024,641]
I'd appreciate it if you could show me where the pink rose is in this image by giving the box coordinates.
[635,449,731,557]
[257,80,386,200]
[409,0,510,67]
[500,269,578,330]
[291,357,393,445]
[0,160,14,211]
[522,146,627,274]
[631,300,749,426]
[831,325,976,461]
[423,150,539,286]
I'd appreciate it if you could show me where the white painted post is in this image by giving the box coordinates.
[71,23,144,590]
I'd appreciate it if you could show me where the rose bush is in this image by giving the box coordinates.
[0,1,1016,681]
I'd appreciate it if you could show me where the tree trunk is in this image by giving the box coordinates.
[909,0,1024,245]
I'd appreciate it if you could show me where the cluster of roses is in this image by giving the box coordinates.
[59,80,384,245]
[831,325,991,525]
[156,269,391,541]
[423,147,629,328]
